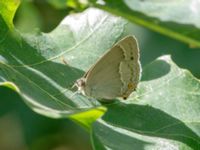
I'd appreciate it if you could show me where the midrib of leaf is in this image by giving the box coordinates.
[0,61,74,110]
[5,15,109,68]
[98,118,200,145]
[96,5,200,47]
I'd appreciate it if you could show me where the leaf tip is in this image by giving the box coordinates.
[0,81,20,92]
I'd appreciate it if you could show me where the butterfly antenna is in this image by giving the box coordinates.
[70,82,77,98]
[71,82,76,89]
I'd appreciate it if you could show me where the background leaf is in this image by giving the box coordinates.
[0,0,20,29]
[92,56,200,150]
[91,0,200,47]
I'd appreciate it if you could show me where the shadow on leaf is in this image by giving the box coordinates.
[141,59,171,81]
[99,102,200,149]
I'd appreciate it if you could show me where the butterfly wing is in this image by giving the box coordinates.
[84,36,141,99]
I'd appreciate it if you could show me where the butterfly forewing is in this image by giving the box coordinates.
[83,36,140,99]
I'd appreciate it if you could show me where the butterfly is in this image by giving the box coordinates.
[74,36,141,100]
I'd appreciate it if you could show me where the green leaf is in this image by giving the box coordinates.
[0,7,128,123]
[70,107,106,131]
[92,56,200,150]
[47,0,67,9]
[91,0,200,47]
[14,0,43,33]
[66,0,89,10]
[0,0,20,29]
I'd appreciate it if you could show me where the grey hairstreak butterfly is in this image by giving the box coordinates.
[74,36,141,100]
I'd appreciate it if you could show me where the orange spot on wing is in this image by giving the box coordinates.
[128,82,134,90]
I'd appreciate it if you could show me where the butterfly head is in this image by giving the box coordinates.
[73,78,86,95]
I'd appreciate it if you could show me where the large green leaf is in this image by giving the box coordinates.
[92,56,200,150]
[91,0,200,47]
[0,6,130,122]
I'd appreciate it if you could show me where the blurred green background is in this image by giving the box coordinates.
[1,0,200,149]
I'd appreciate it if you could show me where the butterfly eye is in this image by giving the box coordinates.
[80,80,85,86]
